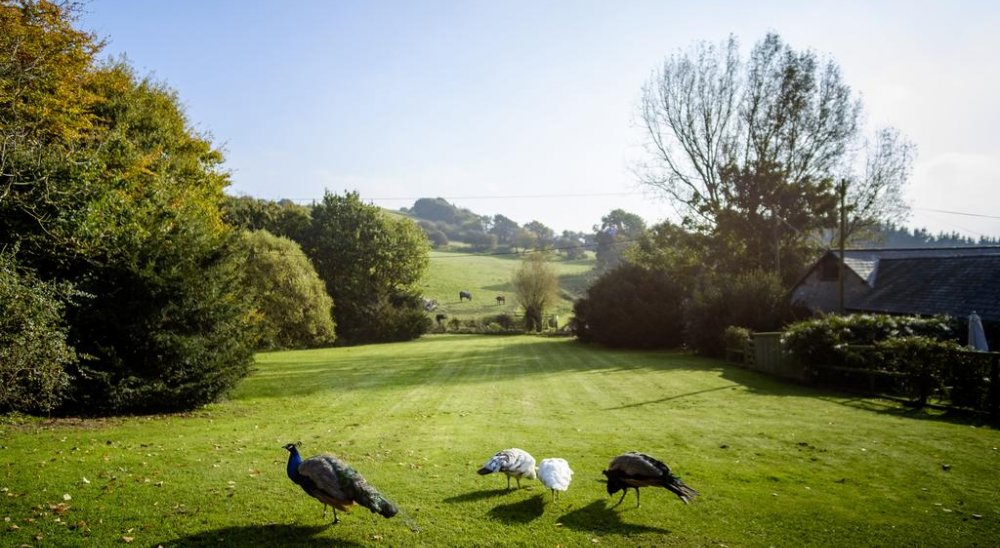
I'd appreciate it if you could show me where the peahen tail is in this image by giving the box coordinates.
[664,476,699,504]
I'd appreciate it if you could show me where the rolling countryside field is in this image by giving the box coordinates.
[2,335,998,547]
[418,250,595,326]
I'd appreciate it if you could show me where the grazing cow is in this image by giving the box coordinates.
[459,291,472,302]
[435,313,447,326]
[496,295,505,306]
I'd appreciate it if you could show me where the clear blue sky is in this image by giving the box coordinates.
[81,0,1000,238]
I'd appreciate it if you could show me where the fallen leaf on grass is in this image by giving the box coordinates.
[122,536,134,543]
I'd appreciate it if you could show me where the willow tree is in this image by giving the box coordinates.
[512,252,559,332]
[638,33,913,280]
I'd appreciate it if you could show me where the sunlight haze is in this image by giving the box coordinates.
[82,0,1000,239]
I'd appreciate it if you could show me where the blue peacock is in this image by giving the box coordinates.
[283,443,398,524]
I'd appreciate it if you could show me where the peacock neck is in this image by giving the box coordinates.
[286,449,303,482]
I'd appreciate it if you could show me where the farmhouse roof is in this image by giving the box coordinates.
[796,246,1000,322]
[832,246,1000,287]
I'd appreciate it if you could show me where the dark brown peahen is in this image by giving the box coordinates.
[602,452,698,508]
[284,443,398,524]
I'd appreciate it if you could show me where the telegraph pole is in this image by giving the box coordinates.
[838,179,847,315]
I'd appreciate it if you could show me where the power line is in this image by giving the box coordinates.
[267,191,644,204]
[913,207,1000,220]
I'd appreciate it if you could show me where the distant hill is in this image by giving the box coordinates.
[399,197,591,259]
[419,249,595,327]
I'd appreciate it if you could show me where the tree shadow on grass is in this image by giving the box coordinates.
[557,499,672,535]
[724,366,997,427]
[604,384,740,410]
[487,493,545,524]
[818,395,994,426]
[442,488,512,503]
[155,524,363,547]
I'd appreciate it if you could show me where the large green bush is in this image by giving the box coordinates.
[238,230,335,350]
[0,252,76,413]
[779,315,987,410]
[684,269,791,355]
[571,263,685,348]
[781,314,955,367]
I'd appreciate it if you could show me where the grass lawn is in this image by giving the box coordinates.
[2,335,999,546]
[420,250,595,326]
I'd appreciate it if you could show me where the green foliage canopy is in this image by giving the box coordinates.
[0,1,257,414]
[639,33,913,282]
[238,230,335,350]
[0,249,76,413]
[222,195,312,243]
[303,191,430,344]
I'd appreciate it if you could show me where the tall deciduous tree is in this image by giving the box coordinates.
[594,209,646,273]
[1,2,257,414]
[638,33,913,278]
[524,220,555,250]
[0,0,100,255]
[511,252,559,331]
[303,191,430,344]
[489,214,519,245]
[60,62,257,413]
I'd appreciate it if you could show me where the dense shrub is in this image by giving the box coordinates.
[1,3,258,415]
[483,313,517,330]
[722,326,752,350]
[64,232,257,414]
[370,293,434,342]
[685,269,791,355]
[571,264,685,348]
[0,252,76,413]
[238,230,335,349]
[782,314,955,367]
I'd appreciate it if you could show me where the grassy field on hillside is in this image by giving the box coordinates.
[2,336,999,546]
[419,250,595,326]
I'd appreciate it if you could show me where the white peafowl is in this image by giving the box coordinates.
[283,443,398,524]
[537,458,573,502]
[477,448,537,489]
[602,452,698,508]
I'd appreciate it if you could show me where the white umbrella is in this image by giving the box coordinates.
[968,311,988,351]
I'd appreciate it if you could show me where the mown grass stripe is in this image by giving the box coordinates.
[1,335,998,546]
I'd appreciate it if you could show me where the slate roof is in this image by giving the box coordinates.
[792,247,1000,322]
[834,247,1000,287]
[851,255,1000,321]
